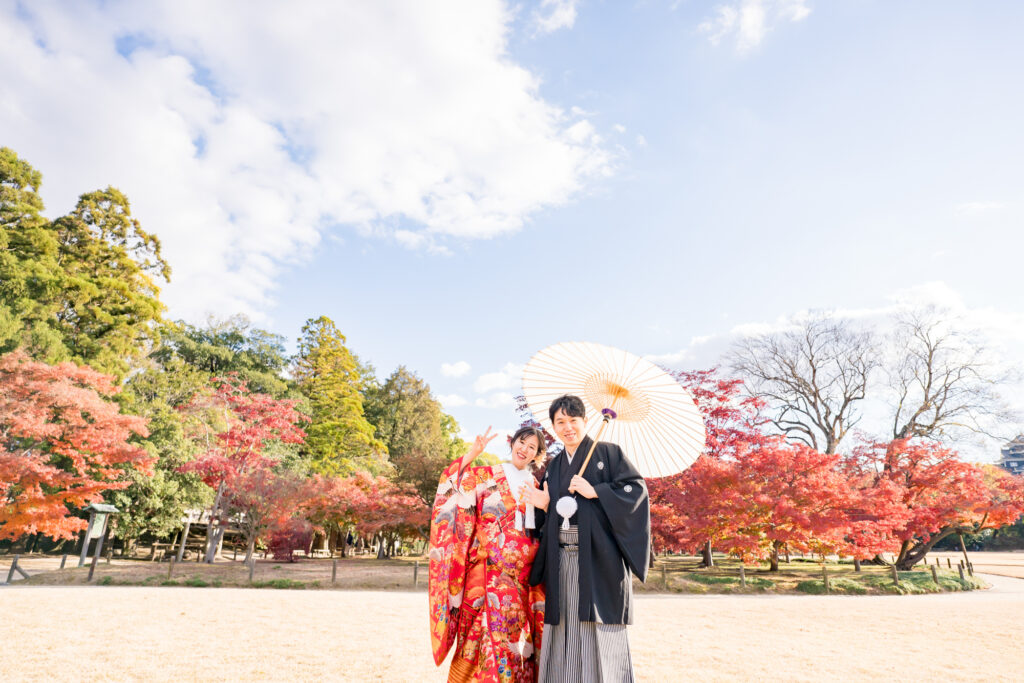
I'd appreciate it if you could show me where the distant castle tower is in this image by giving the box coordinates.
[998,434,1024,476]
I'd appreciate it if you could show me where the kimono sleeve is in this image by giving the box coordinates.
[592,445,651,582]
[427,460,479,665]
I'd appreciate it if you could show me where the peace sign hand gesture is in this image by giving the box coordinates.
[460,426,498,472]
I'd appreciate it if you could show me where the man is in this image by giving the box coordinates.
[526,394,650,682]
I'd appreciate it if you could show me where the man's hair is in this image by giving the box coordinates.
[548,394,586,423]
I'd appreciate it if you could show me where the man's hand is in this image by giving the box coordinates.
[525,480,550,511]
[568,474,597,499]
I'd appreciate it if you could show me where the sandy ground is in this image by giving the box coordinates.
[2,574,1023,682]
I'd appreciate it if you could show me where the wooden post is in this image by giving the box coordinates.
[958,565,965,581]
[890,565,899,585]
[853,557,861,572]
[6,554,20,583]
[413,560,419,588]
[822,566,830,594]
[947,558,952,568]
[167,557,175,580]
[93,523,110,571]
[78,515,97,567]
[930,565,939,585]
[60,554,68,570]
[739,565,746,589]
[87,552,100,582]
[332,559,338,584]
[176,519,191,563]
[661,564,667,589]
[967,562,974,577]
[958,533,970,567]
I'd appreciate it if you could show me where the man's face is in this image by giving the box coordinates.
[552,408,586,450]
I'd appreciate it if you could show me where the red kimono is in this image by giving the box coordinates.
[429,461,546,682]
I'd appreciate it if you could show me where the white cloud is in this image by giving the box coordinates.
[437,393,468,408]
[475,392,517,410]
[394,229,452,256]
[699,0,811,55]
[441,361,472,378]
[613,123,627,134]
[635,134,648,147]
[0,1,610,320]
[955,201,1007,214]
[532,0,580,35]
[474,362,524,393]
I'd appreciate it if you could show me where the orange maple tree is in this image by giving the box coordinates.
[0,351,152,541]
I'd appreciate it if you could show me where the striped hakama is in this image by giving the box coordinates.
[537,526,634,683]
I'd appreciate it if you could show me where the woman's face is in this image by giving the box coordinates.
[510,433,541,470]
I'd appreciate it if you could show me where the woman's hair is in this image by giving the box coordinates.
[510,425,547,468]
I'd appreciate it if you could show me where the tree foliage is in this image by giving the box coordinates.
[0,351,152,541]
[293,316,387,476]
[0,149,169,378]
[108,359,212,549]
[850,438,1024,569]
[156,314,291,396]
[178,375,307,562]
[364,366,464,504]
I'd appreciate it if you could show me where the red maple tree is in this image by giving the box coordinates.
[178,375,306,561]
[850,438,1024,568]
[0,351,152,541]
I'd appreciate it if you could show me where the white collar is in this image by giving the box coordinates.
[502,463,530,500]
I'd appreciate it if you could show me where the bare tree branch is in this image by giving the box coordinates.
[728,313,878,454]
[888,306,1018,441]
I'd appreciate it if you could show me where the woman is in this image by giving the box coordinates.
[429,426,550,683]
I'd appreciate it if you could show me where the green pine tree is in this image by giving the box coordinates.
[293,316,387,476]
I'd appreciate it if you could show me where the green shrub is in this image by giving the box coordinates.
[685,572,738,585]
[98,575,114,586]
[252,578,306,589]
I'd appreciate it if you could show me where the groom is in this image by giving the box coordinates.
[526,394,650,682]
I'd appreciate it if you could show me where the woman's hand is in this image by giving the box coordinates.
[524,480,550,512]
[460,426,498,471]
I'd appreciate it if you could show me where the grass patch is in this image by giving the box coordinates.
[796,577,867,595]
[161,580,179,586]
[251,578,306,590]
[685,572,739,585]
[183,576,209,587]
[859,570,988,595]
[747,577,775,590]
[99,575,114,586]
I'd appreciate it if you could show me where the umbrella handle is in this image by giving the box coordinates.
[578,408,616,475]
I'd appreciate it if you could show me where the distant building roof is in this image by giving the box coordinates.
[998,434,1024,475]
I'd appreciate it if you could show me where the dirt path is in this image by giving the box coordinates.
[3,575,1022,681]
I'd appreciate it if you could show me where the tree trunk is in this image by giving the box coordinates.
[244,536,256,565]
[895,528,957,570]
[769,542,780,572]
[204,482,225,563]
[700,541,714,568]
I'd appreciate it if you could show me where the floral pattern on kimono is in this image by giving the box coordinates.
[429,461,546,683]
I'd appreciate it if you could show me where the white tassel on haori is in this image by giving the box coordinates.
[515,509,523,531]
[524,503,535,529]
[555,495,578,530]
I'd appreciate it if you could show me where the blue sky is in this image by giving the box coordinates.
[3,1,1023,459]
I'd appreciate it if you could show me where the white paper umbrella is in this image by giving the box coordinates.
[522,341,706,478]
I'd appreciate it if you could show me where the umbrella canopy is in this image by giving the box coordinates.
[521,341,706,478]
